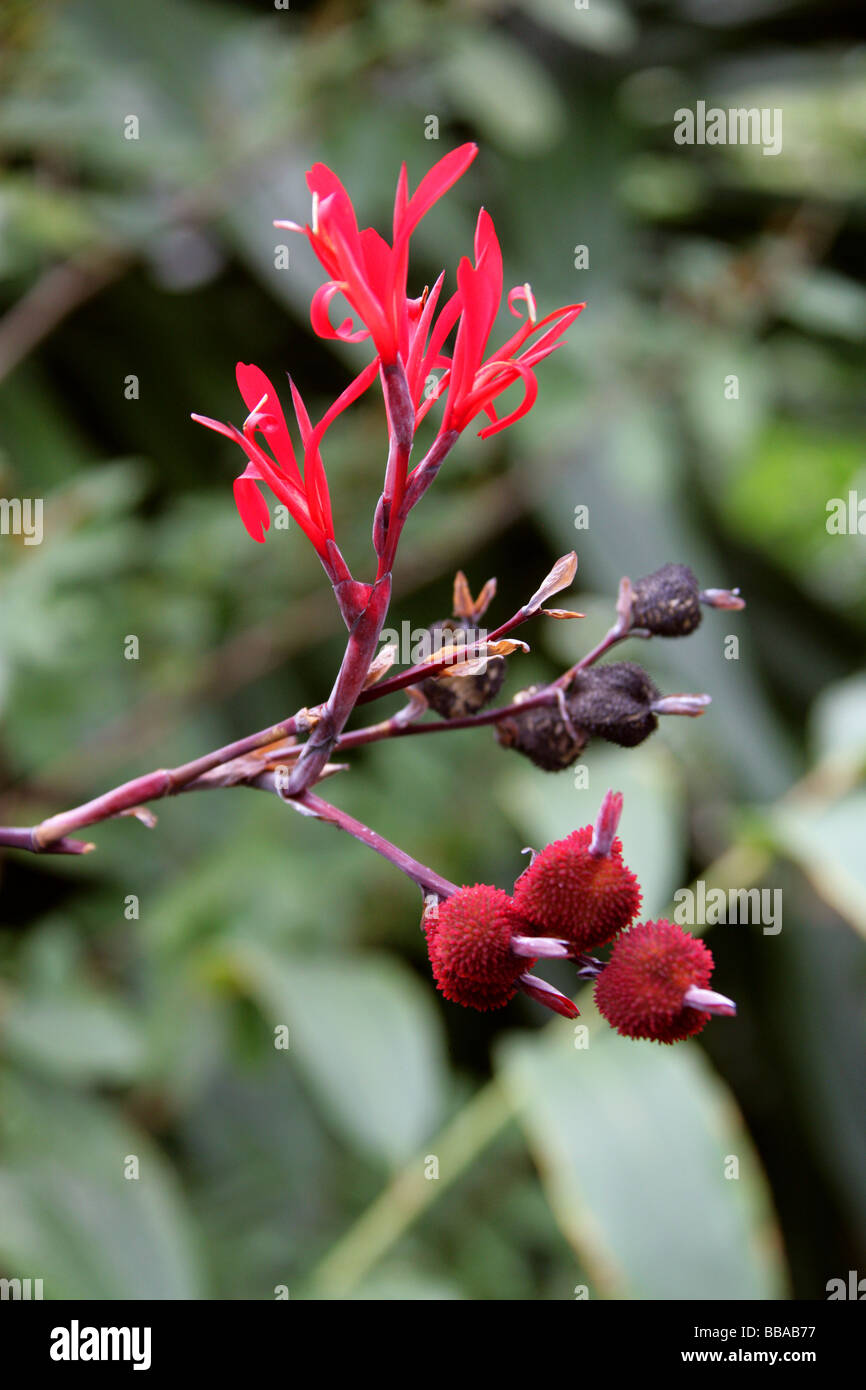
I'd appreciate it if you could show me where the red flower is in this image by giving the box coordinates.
[191,360,376,554]
[594,920,736,1044]
[278,144,478,366]
[428,210,584,440]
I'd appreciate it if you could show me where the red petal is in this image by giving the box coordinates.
[235,363,301,487]
[289,377,332,538]
[233,469,271,543]
[392,162,409,240]
[447,211,503,411]
[399,143,478,244]
[477,362,539,439]
[310,282,371,344]
[190,412,236,442]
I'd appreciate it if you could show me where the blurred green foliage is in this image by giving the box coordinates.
[0,0,864,1300]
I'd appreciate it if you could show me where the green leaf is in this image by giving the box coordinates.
[439,29,566,155]
[497,1015,786,1299]
[810,672,866,764]
[520,0,637,54]
[768,793,866,940]
[231,946,448,1167]
[2,990,146,1085]
[0,1076,205,1299]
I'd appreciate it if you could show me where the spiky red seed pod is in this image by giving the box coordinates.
[512,826,641,951]
[425,884,531,1011]
[594,919,714,1044]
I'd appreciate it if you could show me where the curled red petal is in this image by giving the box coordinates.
[310,283,371,344]
[516,304,585,366]
[320,212,395,359]
[507,283,536,320]
[476,361,539,439]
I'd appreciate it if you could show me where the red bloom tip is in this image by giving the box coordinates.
[594,920,732,1044]
[512,820,641,952]
[425,884,529,1011]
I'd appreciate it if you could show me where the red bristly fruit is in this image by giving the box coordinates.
[594,919,735,1044]
[425,884,579,1017]
[425,885,531,1011]
[512,791,641,951]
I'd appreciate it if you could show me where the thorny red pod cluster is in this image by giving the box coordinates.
[424,790,736,1043]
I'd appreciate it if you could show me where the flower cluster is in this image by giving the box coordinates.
[424,790,736,1042]
[192,145,582,565]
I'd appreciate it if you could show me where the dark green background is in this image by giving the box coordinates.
[0,0,864,1300]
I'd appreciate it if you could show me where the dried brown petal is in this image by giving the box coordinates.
[525,551,578,613]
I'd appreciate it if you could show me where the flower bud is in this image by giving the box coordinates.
[629,563,702,637]
[594,920,734,1043]
[494,686,587,771]
[566,662,659,748]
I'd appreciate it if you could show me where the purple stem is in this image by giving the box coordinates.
[339,688,557,748]
[0,826,95,855]
[19,710,312,850]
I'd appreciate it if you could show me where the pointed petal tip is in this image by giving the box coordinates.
[652,693,712,717]
[590,789,624,857]
[511,935,572,960]
[683,984,737,1017]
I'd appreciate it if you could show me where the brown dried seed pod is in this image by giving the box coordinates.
[630,563,702,637]
[567,662,659,748]
[494,686,588,771]
[421,620,507,720]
